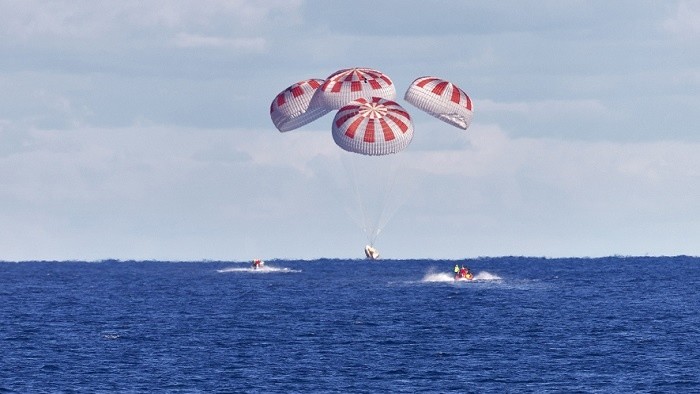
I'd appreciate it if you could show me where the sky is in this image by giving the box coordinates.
[1,0,699,261]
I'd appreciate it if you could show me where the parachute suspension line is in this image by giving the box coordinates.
[341,152,378,246]
[330,92,416,252]
[340,152,408,248]
[271,69,472,258]
[372,157,400,244]
[364,156,394,247]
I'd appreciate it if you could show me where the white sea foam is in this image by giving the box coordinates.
[421,270,502,283]
[422,272,455,282]
[216,266,301,274]
[474,271,502,281]
[101,332,121,340]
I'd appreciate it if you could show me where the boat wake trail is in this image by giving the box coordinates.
[217,266,301,274]
[473,271,501,281]
[421,271,502,283]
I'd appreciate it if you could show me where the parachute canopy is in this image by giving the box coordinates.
[404,76,473,130]
[332,97,413,156]
[270,69,473,154]
[269,68,474,258]
[270,79,331,132]
[311,68,396,110]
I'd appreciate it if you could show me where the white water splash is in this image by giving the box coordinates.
[422,272,455,282]
[421,271,502,283]
[217,266,301,274]
[474,271,502,281]
[101,332,121,340]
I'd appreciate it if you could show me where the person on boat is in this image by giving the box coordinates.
[459,265,467,278]
[454,264,460,276]
[252,259,263,269]
[465,266,474,279]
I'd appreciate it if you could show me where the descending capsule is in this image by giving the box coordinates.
[404,76,473,130]
[311,67,396,110]
[332,97,413,156]
[270,78,330,132]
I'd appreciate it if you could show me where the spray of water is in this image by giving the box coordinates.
[421,270,502,283]
[217,266,301,274]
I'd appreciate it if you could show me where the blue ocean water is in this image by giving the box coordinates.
[1,256,699,393]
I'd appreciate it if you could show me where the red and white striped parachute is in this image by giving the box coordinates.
[332,97,413,156]
[270,70,473,153]
[269,69,474,257]
[311,68,396,110]
[270,78,330,132]
[404,76,473,130]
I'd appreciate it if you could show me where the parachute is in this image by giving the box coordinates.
[270,68,473,258]
[270,79,331,132]
[403,76,473,130]
[332,97,414,156]
[331,96,415,249]
[311,67,396,110]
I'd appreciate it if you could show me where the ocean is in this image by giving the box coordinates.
[1,256,698,393]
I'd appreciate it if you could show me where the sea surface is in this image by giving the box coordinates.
[1,256,699,393]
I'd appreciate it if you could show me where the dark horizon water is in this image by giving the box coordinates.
[1,256,699,393]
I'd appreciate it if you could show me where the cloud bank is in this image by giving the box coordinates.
[1,1,699,260]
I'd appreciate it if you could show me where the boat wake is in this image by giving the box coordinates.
[217,266,301,274]
[421,271,502,283]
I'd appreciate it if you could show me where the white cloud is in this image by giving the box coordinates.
[172,33,266,52]
[3,122,699,260]
[0,0,301,43]
[663,0,700,39]
[2,1,699,260]
[381,123,700,257]
[0,124,339,260]
[477,98,607,118]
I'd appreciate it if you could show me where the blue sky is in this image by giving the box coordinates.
[1,1,699,260]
